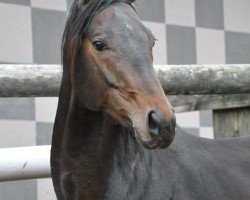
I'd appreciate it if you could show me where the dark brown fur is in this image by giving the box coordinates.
[51,1,175,199]
[51,1,250,200]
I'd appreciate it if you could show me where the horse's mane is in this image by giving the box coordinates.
[62,0,136,77]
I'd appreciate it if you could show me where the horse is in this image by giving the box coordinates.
[51,0,250,199]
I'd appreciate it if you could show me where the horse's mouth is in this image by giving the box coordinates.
[133,127,176,149]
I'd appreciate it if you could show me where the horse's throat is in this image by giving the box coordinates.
[106,133,153,198]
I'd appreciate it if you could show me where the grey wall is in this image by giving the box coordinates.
[0,0,250,199]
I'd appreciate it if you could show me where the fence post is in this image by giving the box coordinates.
[213,107,250,138]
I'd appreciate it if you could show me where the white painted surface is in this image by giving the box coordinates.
[0,145,51,182]
[35,97,58,123]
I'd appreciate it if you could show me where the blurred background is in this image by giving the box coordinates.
[0,0,250,199]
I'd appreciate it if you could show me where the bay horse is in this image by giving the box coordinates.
[51,0,250,199]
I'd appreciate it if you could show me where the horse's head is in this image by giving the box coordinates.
[64,0,176,149]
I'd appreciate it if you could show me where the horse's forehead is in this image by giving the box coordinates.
[90,3,144,34]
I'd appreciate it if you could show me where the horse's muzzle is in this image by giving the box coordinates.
[143,111,176,149]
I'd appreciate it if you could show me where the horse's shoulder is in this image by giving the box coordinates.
[156,130,250,200]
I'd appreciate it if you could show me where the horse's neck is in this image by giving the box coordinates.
[63,100,145,197]
[64,101,116,162]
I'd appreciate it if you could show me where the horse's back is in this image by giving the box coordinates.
[159,130,250,200]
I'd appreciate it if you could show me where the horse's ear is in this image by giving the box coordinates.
[78,0,90,7]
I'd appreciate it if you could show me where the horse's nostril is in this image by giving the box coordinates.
[148,111,160,136]
[171,107,175,113]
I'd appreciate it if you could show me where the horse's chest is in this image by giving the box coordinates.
[105,162,172,200]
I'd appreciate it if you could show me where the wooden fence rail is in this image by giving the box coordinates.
[1,64,250,97]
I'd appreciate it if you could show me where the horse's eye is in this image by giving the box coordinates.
[93,40,106,51]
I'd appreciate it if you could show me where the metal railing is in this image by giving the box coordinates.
[0,145,51,182]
